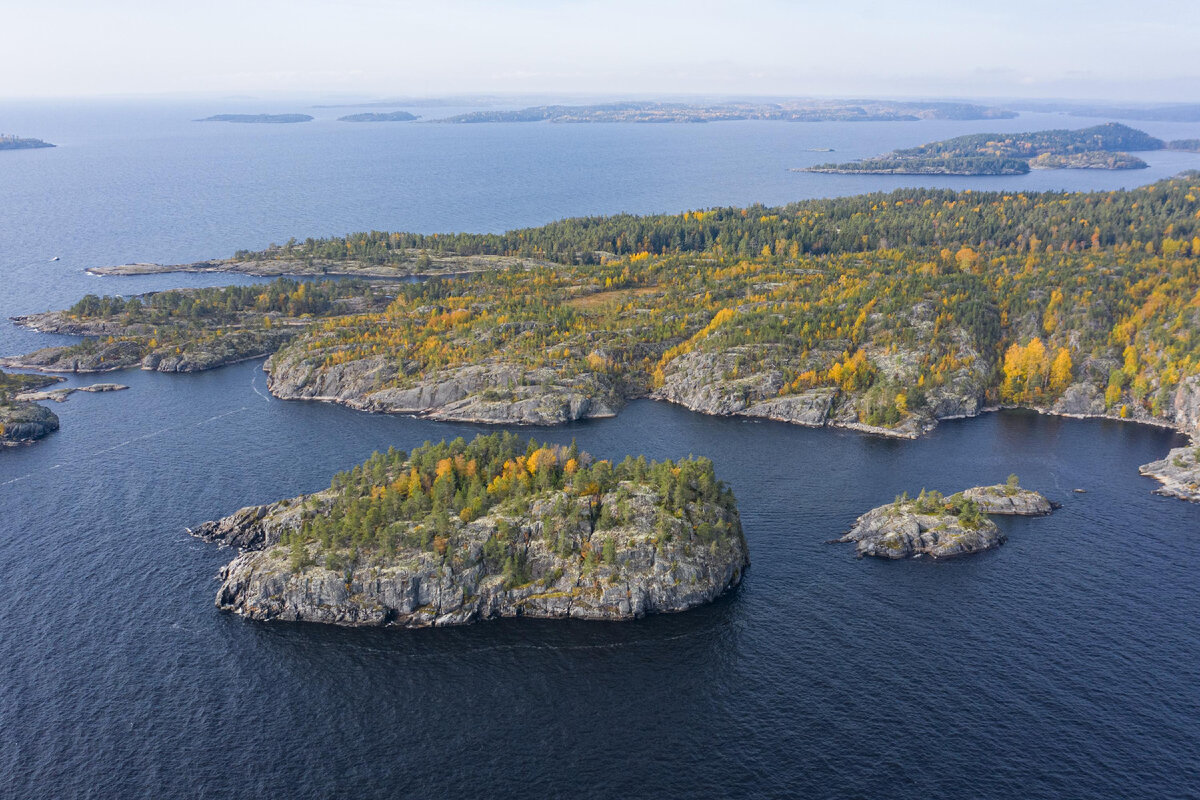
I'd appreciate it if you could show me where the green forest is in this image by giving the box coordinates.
[278,433,739,578]
[233,169,1200,265]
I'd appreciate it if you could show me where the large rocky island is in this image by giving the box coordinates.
[839,479,1054,559]
[195,433,749,626]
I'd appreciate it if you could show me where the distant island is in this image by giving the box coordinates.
[1168,139,1200,153]
[337,111,419,122]
[838,478,1054,559]
[0,134,54,150]
[195,114,313,124]
[804,123,1167,175]
[195,433,749,626]
[438,100,1016,124]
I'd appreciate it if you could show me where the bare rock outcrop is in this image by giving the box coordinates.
[838,484,1054,560]
[1139,447,1200,503]
[266,349,622,425]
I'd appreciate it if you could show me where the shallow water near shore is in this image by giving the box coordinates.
[2,101,1200,798]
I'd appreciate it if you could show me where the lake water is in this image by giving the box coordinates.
[1,100,1198,798]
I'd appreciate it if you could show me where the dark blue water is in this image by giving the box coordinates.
[2,101,1199,798]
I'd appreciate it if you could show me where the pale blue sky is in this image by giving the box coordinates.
[2,0,1196,100]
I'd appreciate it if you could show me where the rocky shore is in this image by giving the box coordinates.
[266,351,625,425]
[838,484,1053,559]
[1139,447,1200,503]
[650,343,987,440]
[3,307,299,374]
[195,441,749,627]
[0,370,62,446]
[0,401,60,446]
[14,383,128,402]
[3,331,295,374]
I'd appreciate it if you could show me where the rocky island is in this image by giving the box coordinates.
[0,369,62,446]
[1140,446,1200,502]
[194,433,749,626]
[838,478,1054,559]
[805,123,1164,175]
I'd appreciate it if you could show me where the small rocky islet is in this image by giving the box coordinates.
[838,479,1054,559]
[194,433,749,627]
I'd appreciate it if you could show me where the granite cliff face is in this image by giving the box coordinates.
[198,484,747,627]
[838,485,1053,559]
[193,494,328,551]
[266,349,623,425]
[1171,377,1200,438]
[651,339,988,439]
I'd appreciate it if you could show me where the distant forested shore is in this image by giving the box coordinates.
[0,135,54,150]
[806,123,1180,175]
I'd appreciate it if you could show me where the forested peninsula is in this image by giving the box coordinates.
[196,433,749,626]
[8,176,1200,494]
[806,123,1168,175]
